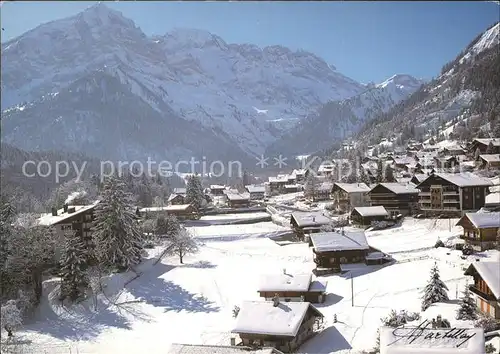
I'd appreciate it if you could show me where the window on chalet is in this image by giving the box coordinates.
[340,257,348,264]
[85,214,92,221]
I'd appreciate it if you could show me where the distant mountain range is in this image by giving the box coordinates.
[1,3,424,163]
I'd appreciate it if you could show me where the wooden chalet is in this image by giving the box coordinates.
[225,191,251,208]
[350,206,389,226]
[139,204,197,220]
[290,212,331,240]
[292,169,308,183]
[433,156,459,170]
[38,202,99,259]
[245,185,266,200]
[210,184,226,196]
[391,156,416,170]
[367,183,419,216]
[439,144,465,156]
[479,154,500,169]
[311,182,333,201]
[331,183,370,213]
[317,163,335,177]
[168,193,185,205]
[257,272,327,303]
[309,230,370,273]
[169,344,283,354]
[416,172,493,217]
[231,300,323,353]
[469,138,500,155]
[456,212,500,251]
[464,261,500,319]
[268,175,290,195]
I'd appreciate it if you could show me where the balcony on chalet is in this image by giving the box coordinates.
[469,285,497,301]
[419,192,431,197]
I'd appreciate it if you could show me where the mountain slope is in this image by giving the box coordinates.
[354,22,500,147]
[2,69,251,163]
[266,74,425,156]
[1,3,370,161]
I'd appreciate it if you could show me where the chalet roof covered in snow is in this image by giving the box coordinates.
[379,325,485,354]
[245,185,266,193]
[479,154,500,163]
[139,204,193,212]
[168,344,282,354]
[457,212,500,229]
[333,183,371,194]
[465,261,500,300]
[352,206,389,217]
[210,185,226,190]
[485,192,500,206]
[411,174,428,184]
[225,192,250,201]
[38,201,99,226]
[232,300,322,337]
[433,172,493,187]
[473,138,500,147]
[374,183,419,195]
[258,273,312,292]
[392,156,416,165]
[290,212,331,228]
[173,187,187,195]
[269,175,290,183]
[310,231,369,253]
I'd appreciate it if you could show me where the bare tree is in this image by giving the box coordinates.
[169,227,199,264]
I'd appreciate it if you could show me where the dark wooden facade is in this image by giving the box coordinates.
[368,185,418,216]
[258,290,325,304]
[312,248,368,273]
[350,209,388,226]
[417,175,489,217]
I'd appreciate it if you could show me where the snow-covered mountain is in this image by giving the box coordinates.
[266,74,425,156]
[1,3,419,162]
[354,22,500,147]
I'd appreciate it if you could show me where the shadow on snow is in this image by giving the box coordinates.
[301,326,352,353]
[126,262,220,313]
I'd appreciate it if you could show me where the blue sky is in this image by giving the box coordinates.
[1,1,498,83]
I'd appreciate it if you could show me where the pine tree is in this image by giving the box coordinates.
[169,227,199,264]
[358,165,371,185]
[92,176,144,271]
[456,284,478,320]
[155,214,181,239]
[185,175,205,213]
[384,165,396,182]
[376,160,384,183]
[304,173,318,201]
[59,232,89,302]
[421,262,449,311]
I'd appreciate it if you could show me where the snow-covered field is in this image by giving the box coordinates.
[5,218,499,354]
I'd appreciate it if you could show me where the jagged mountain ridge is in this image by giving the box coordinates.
[2,3,419,162]
[266,74,425,156]
[354,22,500,147]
